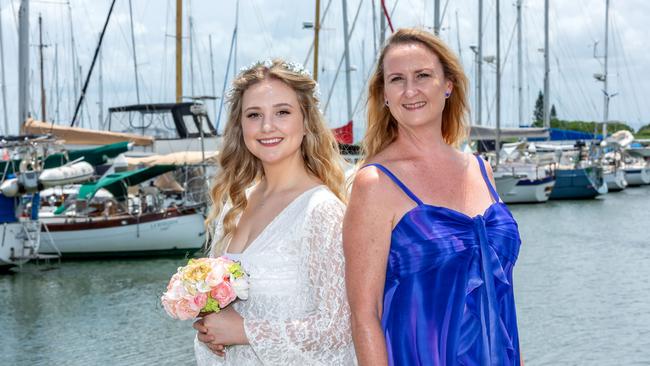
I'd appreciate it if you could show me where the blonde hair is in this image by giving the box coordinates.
[206,59,346,254]
[363,28,469,161]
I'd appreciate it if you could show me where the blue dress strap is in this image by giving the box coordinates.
[475,155,501,203]
[362,163,424,206]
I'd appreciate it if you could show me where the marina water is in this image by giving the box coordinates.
[2,186,650,365]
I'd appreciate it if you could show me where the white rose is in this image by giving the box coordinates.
[232,277,249,300]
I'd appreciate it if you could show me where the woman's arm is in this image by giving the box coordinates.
[343,168,394,366]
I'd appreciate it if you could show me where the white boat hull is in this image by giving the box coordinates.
[502,177,556,203]
[39,211,205,256]
[604,170,627,191]
[494,175,520,199]
[0,221,42,270]
[623,167,650,186]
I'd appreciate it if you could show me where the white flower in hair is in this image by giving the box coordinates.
[230,59,322,107]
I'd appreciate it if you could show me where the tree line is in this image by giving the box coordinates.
[529,90,648,138]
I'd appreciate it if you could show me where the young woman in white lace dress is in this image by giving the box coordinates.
[192,59,356,365]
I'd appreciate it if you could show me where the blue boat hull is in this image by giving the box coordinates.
[550,167,605,200]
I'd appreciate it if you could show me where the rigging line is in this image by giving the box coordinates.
[190,21,205,97]
[70,0,118,127]
[215,25,237,133]
[611,12,643,123]
[322,0,364,113]
[498,18,517,77]
[160,0,171,102]
[351,60,373,117]
[550,12,593,118]
[10,0,18,34]
[250,0,274,55]
[351,0,399,119]
[303,0,334,67]
[440,0,450,28]
[390,0,399,17]
[576,0,599,44]
[554,56,582,120]
[547,3,598,119]
[380,0,394,33]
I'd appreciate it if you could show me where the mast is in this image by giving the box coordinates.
[371,0,377,55]
[433,0,441,36]
[313,0,321,81]
[323,0,364,112]
[455,11,462,62]
[495,0,501,169]
[18,0,29,127]
[543,0,550,130]
[209,35,217,123]
[477,0,483,126]
[215,12,238,132]
[39,14,46,122]
[0,4,8,132]
[379,1,386,46]
[78,65,84,127]
[341,0,352,123]
[175,0,182,103]
[233,0,239,78]
[98,35,104,126]
[68,2,79,115]
[54,44,60,122]
[189,15,194,98]
[128,0,141,104]
[517,0,523,126]
[602,0,610,138]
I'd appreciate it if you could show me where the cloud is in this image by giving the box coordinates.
[1,0,648,136]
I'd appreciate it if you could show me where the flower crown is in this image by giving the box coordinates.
[231,59,321,106]
[238,59,311,77]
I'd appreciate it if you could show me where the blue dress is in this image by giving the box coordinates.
[366,156,521,366]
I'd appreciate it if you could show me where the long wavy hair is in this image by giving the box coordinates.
[363,28,469,162]
[206,59,346,254]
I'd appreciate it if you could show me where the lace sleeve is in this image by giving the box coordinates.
[242,198,353,364]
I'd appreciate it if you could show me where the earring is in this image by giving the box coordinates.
[385,100,389,107]
[445,91,451,98]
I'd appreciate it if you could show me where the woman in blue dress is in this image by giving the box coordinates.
[343,28,523,365]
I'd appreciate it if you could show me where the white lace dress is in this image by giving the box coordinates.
[194,185,356,365]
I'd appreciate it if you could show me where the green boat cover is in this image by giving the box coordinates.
[77,164,176,202]
[44,141,130,168]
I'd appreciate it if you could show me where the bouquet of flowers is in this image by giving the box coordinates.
[161,257,249,320]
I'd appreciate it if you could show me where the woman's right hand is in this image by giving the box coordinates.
[193,313,226,357]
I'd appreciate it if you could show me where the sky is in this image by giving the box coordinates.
[1,0,649,142]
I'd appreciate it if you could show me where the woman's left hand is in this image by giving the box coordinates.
[193,306,249,347]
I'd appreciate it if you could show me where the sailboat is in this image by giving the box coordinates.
[1,135,61,270]
[602,130,631,191]
[543,142,608,200]
[38,163,207,258]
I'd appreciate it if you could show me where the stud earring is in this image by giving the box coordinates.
[385,100,389,106]
[444,91,451,98]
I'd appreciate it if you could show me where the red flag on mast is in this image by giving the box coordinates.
[332,120,353,144]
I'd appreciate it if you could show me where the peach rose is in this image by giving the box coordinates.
[175,298,199,320]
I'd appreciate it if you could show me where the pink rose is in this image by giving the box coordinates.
[210,281,236,308]
[191,293,208,311]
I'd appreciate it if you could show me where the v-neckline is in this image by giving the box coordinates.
[225,184,324,255]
